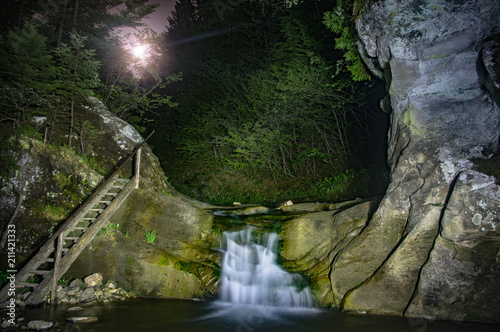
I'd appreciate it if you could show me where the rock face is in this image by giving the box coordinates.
[280,198,381,307]
[67,189,219,300]
[346,0,500,322]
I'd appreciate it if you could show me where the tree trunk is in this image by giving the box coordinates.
[57,0,68,47]
[68,97,74,147]
[0,194,24,254]
[71,0,80,34]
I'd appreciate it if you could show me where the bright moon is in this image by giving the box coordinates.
[132,44,147,58]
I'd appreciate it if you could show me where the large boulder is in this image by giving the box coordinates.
[66,188,219,299]
[340,0,500,322]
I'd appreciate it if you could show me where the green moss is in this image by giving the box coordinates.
[44,204,67,221]
[157,256,170,266]
[126,254,137,266]
[144,196,163,215]
[427,54,448,60]
[99,222,120,236]
[403,105,437,138]
[388,11,399,25]
[80,153,107,175]
[54,172,69,187]
[174,261,199,275]
[403,106,413,126]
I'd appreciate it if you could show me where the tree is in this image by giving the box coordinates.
[167,0,198,33]
[0,0,40,32]
[323,0,371,81]
[0,23,56,129]
[219,16,363,181]
[53,33,100,147]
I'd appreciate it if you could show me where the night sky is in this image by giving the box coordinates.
[143,0,177,33]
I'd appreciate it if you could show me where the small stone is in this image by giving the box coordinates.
[84,273,103,287]
[69,279,85,289]
[80,287,95,302]
[105,280,117,289]
[1,320,14,328]
[67,306,84,312]
[27,320,53,330]
[66,289,78,296]
[66,317,98,323]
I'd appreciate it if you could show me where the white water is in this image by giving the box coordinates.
[219,227,313,308]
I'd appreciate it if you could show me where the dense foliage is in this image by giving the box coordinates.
[152,0,388,205]
[0,0,388,205]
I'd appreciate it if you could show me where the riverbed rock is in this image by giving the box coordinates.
[67,306,84,312]
[348,0,500,323]
[229,205,272,216]
[69,279,85,289]
[1,320,14,329]
[84,273,103,287]
[279,199,364,213]
[66,317,98,323]
[80,287,95,302]
[27,320,53,330]
[51,277,132,305]
[105,280,117,289]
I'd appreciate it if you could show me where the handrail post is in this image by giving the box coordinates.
[50,234,64,303]
[135,147,141,189]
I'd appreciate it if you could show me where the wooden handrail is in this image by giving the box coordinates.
[36,130,154,252]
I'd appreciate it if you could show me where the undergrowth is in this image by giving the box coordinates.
[166,168,373,206]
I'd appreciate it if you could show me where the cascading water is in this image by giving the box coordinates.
[219,227,313,308]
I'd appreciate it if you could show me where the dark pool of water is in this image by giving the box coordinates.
[13,298,500,332]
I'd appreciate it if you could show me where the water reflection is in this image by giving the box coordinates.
[199,303,320,332]
[15,299,500,332]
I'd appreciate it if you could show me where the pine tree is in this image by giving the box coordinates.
[0,23,56,129]
[53,33,100,147]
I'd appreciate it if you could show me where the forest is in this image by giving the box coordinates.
[0,0,389,205]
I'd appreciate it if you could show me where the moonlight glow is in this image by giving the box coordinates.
[132,44,148,58]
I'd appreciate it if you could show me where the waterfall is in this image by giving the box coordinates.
[219,227,313,308]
